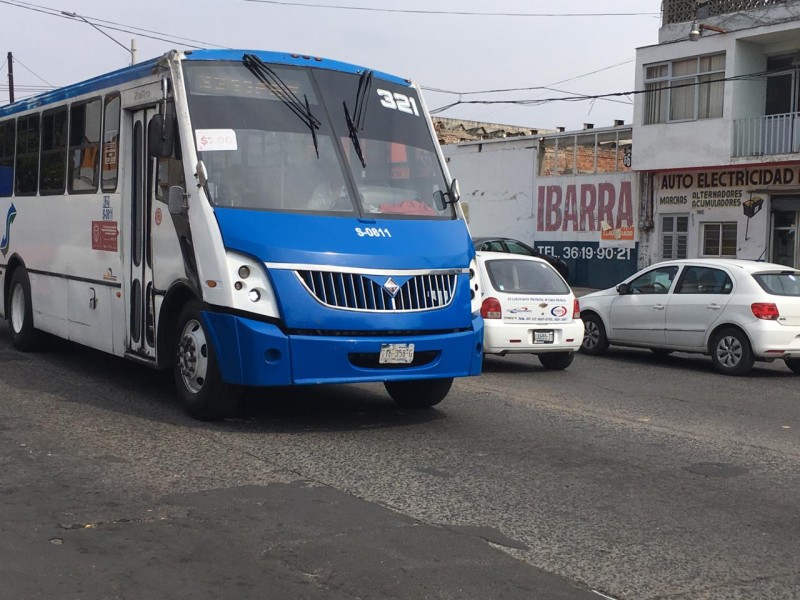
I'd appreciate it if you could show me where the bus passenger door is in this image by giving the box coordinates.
[128,107,158,359]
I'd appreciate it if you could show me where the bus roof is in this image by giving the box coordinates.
[0,49,411,118]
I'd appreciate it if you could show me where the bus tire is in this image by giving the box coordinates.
[173,301,241,421]
[384,377,453,409]
[8,267,41,352]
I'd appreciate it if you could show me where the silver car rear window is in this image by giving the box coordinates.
[485,259,570,295]
[753,271,800,296]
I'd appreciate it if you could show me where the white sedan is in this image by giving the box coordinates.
[579,258,800,375]
[476,251,583,369]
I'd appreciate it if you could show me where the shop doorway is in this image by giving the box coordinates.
[770,196,800,268]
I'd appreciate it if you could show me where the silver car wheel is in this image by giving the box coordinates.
[715,335,743,368]
[584,320,600,349]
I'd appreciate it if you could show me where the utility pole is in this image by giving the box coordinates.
[7,52,14,104]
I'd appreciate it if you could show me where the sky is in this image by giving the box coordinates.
[1,0,663,131]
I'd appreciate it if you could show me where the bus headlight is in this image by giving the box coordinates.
[226,251,280,318]
[469,258,481,316]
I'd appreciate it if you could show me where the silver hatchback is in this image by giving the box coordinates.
[579,258,800,375]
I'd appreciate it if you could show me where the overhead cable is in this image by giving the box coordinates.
[242,0,660,18]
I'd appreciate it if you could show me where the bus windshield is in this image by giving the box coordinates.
[183,61,452,219]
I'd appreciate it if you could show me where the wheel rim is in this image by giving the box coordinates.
[584,321,599,349]
[10,282,25,334]
[177,319,209,394]
[716,335,742,368]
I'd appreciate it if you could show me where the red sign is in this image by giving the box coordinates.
[92,221,118,252]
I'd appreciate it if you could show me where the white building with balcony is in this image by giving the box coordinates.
[634,0,800,268]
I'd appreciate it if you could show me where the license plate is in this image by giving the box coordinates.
[379,343,415,364]
[533,330,554,344]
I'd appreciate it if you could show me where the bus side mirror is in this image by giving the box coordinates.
[433,178,462,210]
[433,190,446,211]
[449,178,461,203]
[148,114,175,158]
[168,186,185,214]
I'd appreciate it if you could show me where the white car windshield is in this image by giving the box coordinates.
[485,259,569,295]
[753,271,800,296]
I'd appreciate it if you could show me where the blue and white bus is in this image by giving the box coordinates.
[0,49,483,419]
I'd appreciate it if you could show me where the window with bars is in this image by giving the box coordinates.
[702,222,737,257]
[661,215,688,259]
[644,54,725,125]
[537,128,632,176]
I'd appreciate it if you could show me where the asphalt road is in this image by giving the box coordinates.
[1,321,799,599]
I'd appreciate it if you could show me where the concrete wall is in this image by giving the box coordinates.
[443,138,537,243]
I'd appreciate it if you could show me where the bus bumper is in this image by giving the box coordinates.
[202,312,484,387]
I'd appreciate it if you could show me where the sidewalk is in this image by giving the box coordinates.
[572,286,602,297]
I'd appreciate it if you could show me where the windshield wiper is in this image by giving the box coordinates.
[243,54,321,157]
[343,69,373,168]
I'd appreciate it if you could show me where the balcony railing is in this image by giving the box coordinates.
[733,112,800,157]
[663,0,785,25]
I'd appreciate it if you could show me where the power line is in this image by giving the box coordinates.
[242,0,660,18]
[429,67,778,115]
[12,55,53,87]
[0,0,225,49]
[424,60,635,96]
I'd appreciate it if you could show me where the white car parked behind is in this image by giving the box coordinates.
[476,251,583,370]
[579,258,800,375]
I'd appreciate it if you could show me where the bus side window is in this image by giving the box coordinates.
[15,114,40,196]
[40,106,68,195]
[68,98,102,193]
[102,94,121,193]
[157,154,185,202]
[0,120,15,197]
[156,103,185,202]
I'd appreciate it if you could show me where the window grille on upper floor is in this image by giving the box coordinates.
[663,0,787,25]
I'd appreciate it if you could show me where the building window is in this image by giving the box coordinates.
[702,222,737,257]
[661,215,688,259]
[644,53,725,124]
[538,128,632,176]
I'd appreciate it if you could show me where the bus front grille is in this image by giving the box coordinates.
[296,270,458,312]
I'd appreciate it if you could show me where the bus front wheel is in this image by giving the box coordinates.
[8,267,41,352]
[173,301,241,421]
[384,377,453,409]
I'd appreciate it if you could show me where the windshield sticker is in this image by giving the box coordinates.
[195,129,238,152]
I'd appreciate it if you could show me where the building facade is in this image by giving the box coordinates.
[635,0,800,269]
[443,123,636,288]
